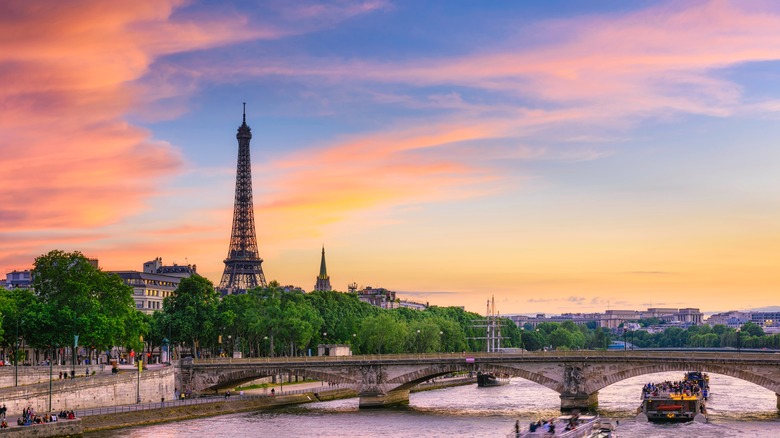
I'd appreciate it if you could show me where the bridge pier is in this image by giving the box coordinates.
[560,391,598,412]
[358,389,410,408]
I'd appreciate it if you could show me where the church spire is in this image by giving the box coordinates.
[319,245,328,279]
[314,245,332,292]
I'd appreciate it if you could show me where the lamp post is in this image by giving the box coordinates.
[137,335,143,403]
[623,326,627,351]
[14,317,21,387]
[520,327,525,356]
[49,344,54,412]
[263,336,268,357]
[416,329,421,353]
[535,328,541,355]
[439,331,444,352]
[162,338,169,363]
[228,335,232,358]
[736,328,741,353]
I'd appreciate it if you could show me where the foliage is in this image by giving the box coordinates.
[163,275,220,357]
[30,250,136,351]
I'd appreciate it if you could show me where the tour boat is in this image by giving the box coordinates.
[588,418,618,437]
[509,415,599,437]
[636,371,708,423]
[476,371,510,387]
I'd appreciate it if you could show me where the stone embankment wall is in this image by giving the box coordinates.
[81,392,336,432]
[0,367,175,415]
[0,365,110,388]
[0,419,82,437]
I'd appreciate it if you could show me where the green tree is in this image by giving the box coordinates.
[357,313,408,354]
[740,322,765,337]
[163,275,219,358]
[31,250,137,360]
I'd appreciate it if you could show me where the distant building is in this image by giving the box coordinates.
[705,311,751,328]
[4,269,32,290]
[282,285,305,294]
[399,300,427,311]
[506,313,601,328]
[318,344,352,356]
[112,257,197,314]
[600,310,641,329]
[642,307,703,325]
[357,286,397,309]
[313,246,332,292]
[750,312,780,327]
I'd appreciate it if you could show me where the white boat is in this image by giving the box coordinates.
[588,418,618,437]
[508,415,599,437]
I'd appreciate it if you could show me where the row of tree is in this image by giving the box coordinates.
[623,322,780,350]
[0,250,146,364]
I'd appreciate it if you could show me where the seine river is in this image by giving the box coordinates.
[86,372,779,437]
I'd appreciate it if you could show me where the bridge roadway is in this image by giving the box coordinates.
[182,350,780,410]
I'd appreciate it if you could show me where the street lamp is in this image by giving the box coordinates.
[263,336,268,357]
[736,328,741,353]
[137,335,143,403]
[520,327,525,356]
[49,343,55,412]
[535,328,541,354]
[623,326,627,351]
[162,338,169,363]
[228,335,232,358]
[439,331,444,352]
[14,317,22,387]
[416,329,421,353]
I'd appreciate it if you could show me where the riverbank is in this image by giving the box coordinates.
[81,389,356,433]
[80,377,475,433]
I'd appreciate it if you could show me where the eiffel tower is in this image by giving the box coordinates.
[219,103,267,293]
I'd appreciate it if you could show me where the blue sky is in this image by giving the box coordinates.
[2,0,779,314]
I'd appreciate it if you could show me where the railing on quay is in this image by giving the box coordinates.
[73,384,351,418]
[192,349,780,366]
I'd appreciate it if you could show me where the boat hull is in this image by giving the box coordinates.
[477,373,509,387]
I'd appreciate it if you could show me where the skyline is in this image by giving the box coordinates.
[2,1,779,315]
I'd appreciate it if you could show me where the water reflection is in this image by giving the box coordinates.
[86,371,780,438]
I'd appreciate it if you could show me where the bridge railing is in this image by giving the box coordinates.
[192,350,779,365]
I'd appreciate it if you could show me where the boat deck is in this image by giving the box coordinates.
[511,415,597,438]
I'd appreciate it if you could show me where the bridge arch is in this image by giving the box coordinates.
[192,366,357,391]
[389,364,469,391]
[585,361,780,395]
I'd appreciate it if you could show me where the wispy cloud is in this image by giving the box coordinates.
[0,0,386,265]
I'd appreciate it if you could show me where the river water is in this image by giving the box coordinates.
[86,372,780,437]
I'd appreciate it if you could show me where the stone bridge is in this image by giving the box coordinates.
[181,351,780,410]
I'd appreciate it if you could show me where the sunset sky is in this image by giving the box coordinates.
[2,0,779,315]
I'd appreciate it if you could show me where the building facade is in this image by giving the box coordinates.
[356,286,397,309]
[112,257,197,314]
[4,269,32,289]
